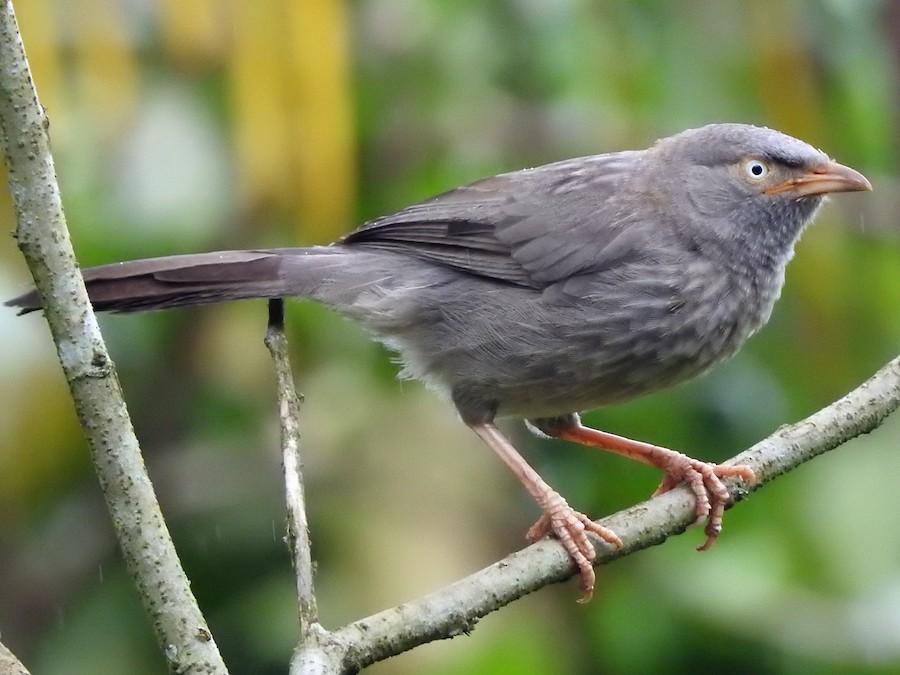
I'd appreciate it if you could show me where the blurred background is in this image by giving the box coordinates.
[0,0,898,673]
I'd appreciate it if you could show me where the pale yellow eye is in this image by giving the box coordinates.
[743,158,769,181]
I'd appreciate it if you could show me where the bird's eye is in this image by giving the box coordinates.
[742,159,769,181]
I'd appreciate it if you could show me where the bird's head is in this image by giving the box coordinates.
[648,123,871,266]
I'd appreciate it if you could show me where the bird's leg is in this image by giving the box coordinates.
[530,414,756,551]
[470,423,622,601]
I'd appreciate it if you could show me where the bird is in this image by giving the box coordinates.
[8,123,872,599]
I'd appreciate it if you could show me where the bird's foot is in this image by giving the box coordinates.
[651,454,756,551]
[537,418,757,552]
[526,491,623,602]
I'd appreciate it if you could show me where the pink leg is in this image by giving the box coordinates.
[535,416,755,551]
[471,423,622,601]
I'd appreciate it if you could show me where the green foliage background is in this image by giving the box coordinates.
[1,1,898,673]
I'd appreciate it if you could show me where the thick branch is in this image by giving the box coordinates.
[264,300,320,671]
[0,640,30,675]
[0,3,226,672]
[318,355,900,672]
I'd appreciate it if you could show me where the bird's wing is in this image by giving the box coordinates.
[341,151,652,289]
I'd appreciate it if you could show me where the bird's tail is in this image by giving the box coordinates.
[6,247,339,315]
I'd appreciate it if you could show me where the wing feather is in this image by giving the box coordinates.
[342,151,648,288]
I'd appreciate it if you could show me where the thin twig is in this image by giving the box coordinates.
[0,640,31,675]
[0,2,226,672]
[264,300,323,672]
[296,354,900,673]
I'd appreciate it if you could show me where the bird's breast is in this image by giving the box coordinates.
[639,259,786,383]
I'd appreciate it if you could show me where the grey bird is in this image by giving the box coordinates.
[8,123,872,599]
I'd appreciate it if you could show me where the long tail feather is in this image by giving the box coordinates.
[6,248,315,315]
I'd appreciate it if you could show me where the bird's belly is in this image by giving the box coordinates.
[377,265,782,421]
[490,327,749,418]
[489,283,777,418]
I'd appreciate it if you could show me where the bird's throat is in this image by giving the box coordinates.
[725,196,823,279]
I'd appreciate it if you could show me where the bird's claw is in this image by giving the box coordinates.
[652,455,755,551]
[526,493,622,602]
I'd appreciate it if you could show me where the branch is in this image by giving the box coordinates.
[0,640,30,675]
[0,3,227,672]
[298,354,900,673]
[264,300,323,673]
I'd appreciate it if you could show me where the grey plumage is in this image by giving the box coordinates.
[8,123,873,594]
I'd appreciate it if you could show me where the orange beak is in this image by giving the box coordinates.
[766,160,872,197]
